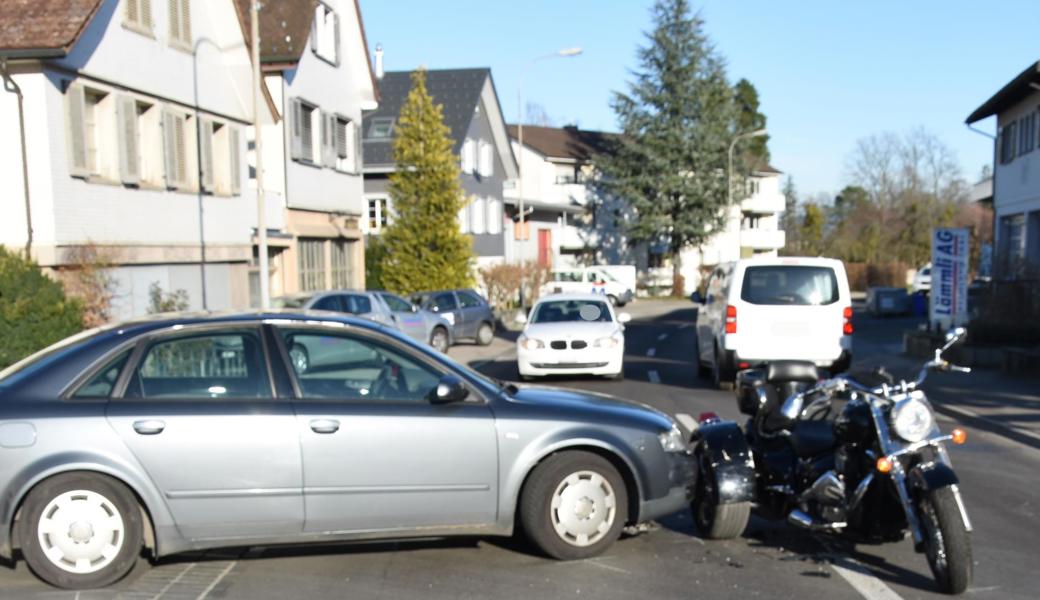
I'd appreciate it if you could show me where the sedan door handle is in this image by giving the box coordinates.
[132,419,166,435]
[309,419,340,434]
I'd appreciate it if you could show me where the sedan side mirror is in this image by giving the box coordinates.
[690,291,704,304]
[429,374,469,404]
[617,312,632,324]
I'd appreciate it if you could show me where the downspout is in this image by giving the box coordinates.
[1,58,34,257]
[966,122,996,277]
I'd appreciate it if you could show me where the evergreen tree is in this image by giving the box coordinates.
[780,175,798,253]
[733,78,769,168]
[594,0,738,295]
[379,69,474,294]
[800,203,825,256]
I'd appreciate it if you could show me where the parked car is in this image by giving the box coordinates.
[539,266,635,306]
[693,256,853,389]
[0,311,694,589]
[912,263,932,293]
[273,290,453,352]
[412,289,496,345]
[517,294,631,380]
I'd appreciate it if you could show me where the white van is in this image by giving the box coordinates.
[694,256,853,388]
[540,266,634,306]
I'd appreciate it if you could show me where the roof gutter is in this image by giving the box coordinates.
[0,48,65,60]
[0,58,33,257]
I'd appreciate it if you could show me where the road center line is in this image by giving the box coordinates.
[646,347,656,357]
[657,333,668,341]
[648,370,661,384]
[828,554,904,600]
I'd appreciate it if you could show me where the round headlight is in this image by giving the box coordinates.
[891,397,934,443]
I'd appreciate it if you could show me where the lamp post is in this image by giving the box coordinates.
[250,1,270,309]
[728,128,767,260]
[516,47,582,311]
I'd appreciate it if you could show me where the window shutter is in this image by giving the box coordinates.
[289,99,304,160]
[333,11,341,66]
[199,119,214,192]
[126,0,138,23]
[117,95,140,185]
[180,0,191,44]
[168,0,180,41]
[321,111,336,167]
[229,126,242,195]
[310,6,320,53]
[162,109,187,189]
[65,83,89,177]
[335,118,348,159]
[354,119,362,173]
[141,0,152,27]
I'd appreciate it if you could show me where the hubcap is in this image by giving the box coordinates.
[550,470,617,547]
[38,490,124,574]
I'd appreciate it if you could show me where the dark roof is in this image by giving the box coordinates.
[235,0,316,64]
[362,68,490,167]
[752,163,782,175]
[506,125,614,162]
[0,0,103,56]
[966,61,1040,124]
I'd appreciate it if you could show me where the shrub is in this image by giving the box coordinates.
[478,262,551,311]
[0,246,84,369]
[55,243,117,328]
[147,282,190,314]
[844,261,910,291]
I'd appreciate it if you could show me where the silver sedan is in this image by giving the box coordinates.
[0,311,695,589]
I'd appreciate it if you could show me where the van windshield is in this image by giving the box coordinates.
[740,266,839,306]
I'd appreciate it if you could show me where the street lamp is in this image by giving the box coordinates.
[250,1,270,309]
[728,128,767,260]
[516,47,582,311]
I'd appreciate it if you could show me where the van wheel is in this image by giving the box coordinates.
[713,347,734,390]
[476,322,495,346]
[607,295,619,307]
[18,473,142,589]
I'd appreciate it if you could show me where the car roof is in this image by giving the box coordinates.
[734,256,845,268]
[535,293,613,303]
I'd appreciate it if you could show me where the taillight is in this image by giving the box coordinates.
[843,306,853,335]
[725,305,737,334]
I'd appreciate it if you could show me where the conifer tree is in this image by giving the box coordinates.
[379,69,474,294]
[595,0,739,295]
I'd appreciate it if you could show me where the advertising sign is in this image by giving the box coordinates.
[930,228,970,330]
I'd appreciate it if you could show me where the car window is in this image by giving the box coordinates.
[457,291,483,308]
[126,331,271,399]
[280,330,441,402]
[72,349,132,398]
[312,295,342,311]
[430,292,458,311]
[343,294,373,314]
[741,266,839,306]
[530,299,612,323]
[381,293,413,313]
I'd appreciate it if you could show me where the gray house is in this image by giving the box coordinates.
[362,68,518,263]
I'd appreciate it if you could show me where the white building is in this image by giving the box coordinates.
[0,0,267,318]
[966,60,1040,279]
[244,0,378,299]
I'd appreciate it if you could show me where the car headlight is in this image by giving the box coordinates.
[518,335,544,350]
[658,425,687,453]
[891,396,935,443]
[593,332,623,348]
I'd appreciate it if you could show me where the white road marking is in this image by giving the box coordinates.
[657,333,668,341]
[648,370,661,384]
[936,403,1040,445]
[828,554,904,600]
[646,347,656,357]
[196,561,237,599]
[152,563,197,599]
[679,323,692,329]
[675,413,698,433]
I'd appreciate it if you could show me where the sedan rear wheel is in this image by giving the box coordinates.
[520,451,627,560]
[19,473,142,589]
[429,327,450,353]
[476,322,494,346]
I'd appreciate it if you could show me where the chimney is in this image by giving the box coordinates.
[374,44,384,80]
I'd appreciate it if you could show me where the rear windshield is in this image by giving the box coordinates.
[740,266,839,306]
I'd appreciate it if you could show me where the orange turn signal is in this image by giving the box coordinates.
[876,457,893,473]
[951,428,967,445]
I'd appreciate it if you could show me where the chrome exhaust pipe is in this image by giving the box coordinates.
[788,509,815,529]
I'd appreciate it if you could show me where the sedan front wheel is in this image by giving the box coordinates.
[520,451,628,560]
[18,472,143,589]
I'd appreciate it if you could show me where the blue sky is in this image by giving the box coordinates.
[358,0,1035,199]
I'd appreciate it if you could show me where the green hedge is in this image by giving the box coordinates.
[0,247,84,369]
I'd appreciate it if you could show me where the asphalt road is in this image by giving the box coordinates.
[1,300,1037,599]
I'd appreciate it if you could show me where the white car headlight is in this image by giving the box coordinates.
[891,396,935,443]
[658,425,687,453]
[593,332,623,348]
[518,335,544,350]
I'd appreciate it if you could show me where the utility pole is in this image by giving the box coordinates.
[251,1,270,308]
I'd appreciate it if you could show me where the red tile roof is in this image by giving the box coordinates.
[0,0,103,55]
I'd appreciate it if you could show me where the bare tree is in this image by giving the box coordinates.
[524,102,555,127]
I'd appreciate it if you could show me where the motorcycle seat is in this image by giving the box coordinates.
[767,361,819,384]
[790,420,836,458]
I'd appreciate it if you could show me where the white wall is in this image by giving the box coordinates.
[994,90,1040,219]
[0,72,56,250]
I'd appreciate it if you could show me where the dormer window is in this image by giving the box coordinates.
[368,117,394,139]
[312,1,340,65]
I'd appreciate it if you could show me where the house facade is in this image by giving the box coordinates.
[242,0,378,301]
[0,0,265,319]
[362,68,518,266]
[966,60,1040,279]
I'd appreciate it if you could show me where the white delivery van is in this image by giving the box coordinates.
[540,266,635,306]
[694,256,853,388]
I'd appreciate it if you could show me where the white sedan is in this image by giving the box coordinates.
[516,294,631,380]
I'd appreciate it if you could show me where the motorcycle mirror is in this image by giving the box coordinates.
[941,327,967,352]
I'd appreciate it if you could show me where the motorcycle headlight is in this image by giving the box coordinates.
[593,332,623,348]
[658,425,687,453]
[891,396,935,443]
[518,335,544,350]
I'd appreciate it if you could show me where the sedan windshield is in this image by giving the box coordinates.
[530,299,612,323]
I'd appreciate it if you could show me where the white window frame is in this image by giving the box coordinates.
[461,138,476,174]
[334,115,358,173]
[477,140,493,177]
[367,196,391,233]
[470,197,486,235]
[486,197,503,234]
[290,98,320,165]
[311,1,340,65]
